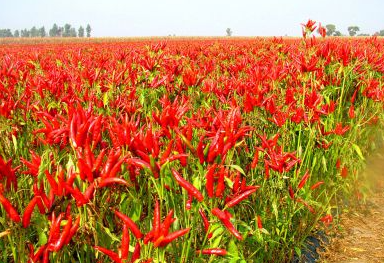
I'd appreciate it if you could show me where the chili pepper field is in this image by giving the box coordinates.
[1,25,384,262]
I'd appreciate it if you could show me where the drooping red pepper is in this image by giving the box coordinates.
[205,164,216,198]
[0,190,20,223]
[297,170,310,189]
[114,209,143,239]
[49,215,72,252]
[211,208,242,240]
[131,242,141,262]
[64,215,80,245]
[198,209,212,239]
[98,177,129,188]
[196,248,228,256]
[120,223,130,260]
[22,196,38,228]
[94,246,122,263]
[225,187,259,208]
[171,168,204,202]
[156,228,191,247]
[310,181,324,190]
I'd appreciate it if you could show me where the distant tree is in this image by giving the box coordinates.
[226,28,232,36]
[86,24,91,37]
[0,29,13,37]
[14,30,20,37]
[334,30,342,36]
[21,29,30,37]
[70,28,77,37]
[49,23,59,37]
[347,26,360,36]
[63,24,71,37]
[39,26,46,37]
[30,26,38,37]
[357,33,370,37]
[378,30,384,36]
[78,26,85,37]
[325,24,336,36]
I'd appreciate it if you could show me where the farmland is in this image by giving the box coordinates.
[0,33,384,262]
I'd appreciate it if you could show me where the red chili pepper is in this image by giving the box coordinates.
[233,172,241,194]
[251,148,259,169]
[102,148,121,177]
[160,209,174,237]
[197,135,206,164]
[297,170,310,189]
[131,242,141,262]
[265,162,270,179]
[48,213,63,243]
[160,154,189,166]
[78,158,94,183]
[94,148,106,173]
[160,139,174,163]
[94,246,122,263]
[49,215,72,252]
[310,181,324,190]
[186,194,193,210]
[225,187,259,208]
[45,170,59,196]
[205,164,216,198]
[98,177,129,188]
[42,249,50,263]
[29,244,47,263]
[64,215,80,245]
[0,191,21,223]
[63,183,88,207]
[114,209,143,239]
[171,168,204,202]
[211,208,242,240]
[257,215,263,229]
[289,185,295,199]
[196,248,227,256]
[120,224,130,260]
[143,229,155,244]
[22,196,38,228]
[157,228,190,247]
[198,209,211,238]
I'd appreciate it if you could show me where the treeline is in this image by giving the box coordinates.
[0,23,91,38]
[324,24,384,37]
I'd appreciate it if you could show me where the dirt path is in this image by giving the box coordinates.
[319,148,384,263]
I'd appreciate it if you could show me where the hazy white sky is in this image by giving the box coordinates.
[0,0,383,37]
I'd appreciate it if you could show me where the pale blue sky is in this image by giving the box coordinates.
[0,0,383,37]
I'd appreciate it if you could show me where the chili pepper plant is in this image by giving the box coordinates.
[0,21,384,262]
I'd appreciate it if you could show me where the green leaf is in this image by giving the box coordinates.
[38,230,47,246]
[352,143,365,160]
[130,202,142,222]
[228,239,239,257]
[294,246,302,258]
[227,165,245,176]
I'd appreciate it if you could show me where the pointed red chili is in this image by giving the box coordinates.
[0,191,21,223]
[94,246,122,263]
[114,209,143,239]
[225,187,259,208]
[297,170,310,189]
[196,248,227,256]
[171,168,204,202]
[157,228,190,247]
[211,208,242,240]
[120,224,130,260]
[22,196,38,228]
